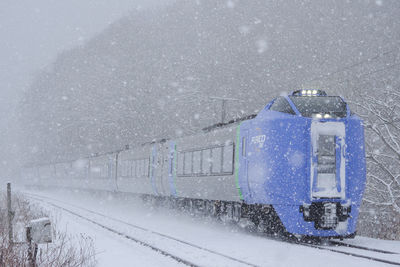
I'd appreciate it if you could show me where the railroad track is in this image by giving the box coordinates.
[330,240,398,255]
[24,192,400,266]
[24,192,259,267]
[249,231,400,266]
[295,239,400,266]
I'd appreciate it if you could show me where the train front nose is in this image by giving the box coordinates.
[300,120,349,230]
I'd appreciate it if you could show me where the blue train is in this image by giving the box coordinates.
[23,89,366,238]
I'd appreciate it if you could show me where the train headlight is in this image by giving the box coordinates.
[315,114,322,119]
[323,114,332,119]
[300,204,311,218]
[341,205,351,215]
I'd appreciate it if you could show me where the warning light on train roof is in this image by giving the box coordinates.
[292,89,327,96]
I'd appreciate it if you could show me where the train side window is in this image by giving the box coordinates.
[125,161,129,177]
[141,159,145,176]
[141,159,144,177]
[97,165,101,178]
[145,158,150,177]
[138,160,142,176]
[119,161,124,177]
[136,160,141,178]
[177,152,184,175]
[202,149,211,175]
[184,152,192,175]
[135,160,139,177]
[269,96,296,115]
[132,160,136,177]
[193,150,202,174]
[135,160,138,177]
[121,160,129,177]
[222,144,234,173]
[120,161,124,177]
[100,165,104,178]
[145,159,149,177]
[211,147,222,173]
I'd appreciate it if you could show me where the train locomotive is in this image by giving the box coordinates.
[23,90,366,238]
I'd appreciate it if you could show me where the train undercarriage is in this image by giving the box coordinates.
[139,194,356,241]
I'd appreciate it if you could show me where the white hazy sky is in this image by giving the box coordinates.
[0,0,160,124]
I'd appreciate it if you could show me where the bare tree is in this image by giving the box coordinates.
[350,83,400,215]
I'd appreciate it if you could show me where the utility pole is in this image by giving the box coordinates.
[221,99,227,124]
[209,96,241,124]
[7,183,13,247]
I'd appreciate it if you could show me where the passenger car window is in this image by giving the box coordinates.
[211,147,222,173]
[145,158,149,177]
[132,160,136,177]
[269,97,296,115]
[202,149,211,174]
[184,152,192,175]
[177,152,184,175]
[193,150,202,174]
[140,160,145,176]
[222,144,234,173]
[136,160,141,177]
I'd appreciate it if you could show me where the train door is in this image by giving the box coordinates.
[151,147,158,195]
[310,121,346,199]
[240,128,252,200]
[161,143,170,196]
[167,141,177,197]
[107,156,115,191]
[155,143,166,195]
[113,153,119,191]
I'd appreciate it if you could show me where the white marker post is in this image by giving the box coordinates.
[26,218,52,267]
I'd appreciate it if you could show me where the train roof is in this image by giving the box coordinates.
[201,114,257,132]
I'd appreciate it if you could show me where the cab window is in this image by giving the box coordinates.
[269,97,296,115]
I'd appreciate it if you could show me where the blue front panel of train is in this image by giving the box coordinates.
[239,110,366,236]
[276,117,366,236]
[240,111,310,206]
[341,116,367,233]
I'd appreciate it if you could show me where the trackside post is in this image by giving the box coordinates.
[7,182,14,247]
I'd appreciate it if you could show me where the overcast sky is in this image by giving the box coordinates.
[0,0,159,125]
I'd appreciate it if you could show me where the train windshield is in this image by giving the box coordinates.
[288,96,347,118]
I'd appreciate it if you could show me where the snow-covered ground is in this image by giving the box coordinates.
[20,188,400,267]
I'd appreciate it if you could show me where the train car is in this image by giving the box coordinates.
[116,143,153,195]
[23,90,366,239]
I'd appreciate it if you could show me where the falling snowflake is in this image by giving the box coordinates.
[256,39,268,54]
